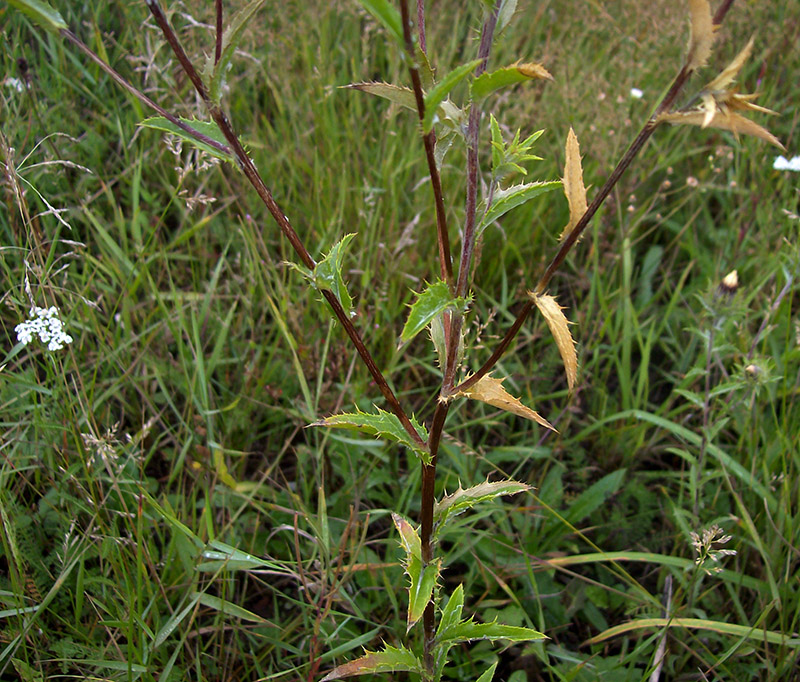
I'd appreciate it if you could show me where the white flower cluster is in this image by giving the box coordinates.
[15,306,74,351]
[773,155,800,171]
[629,87,644,99]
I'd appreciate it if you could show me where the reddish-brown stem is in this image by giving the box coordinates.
[399,0,453,288]
[455,0,738,394]
[416,0,426,53]
[59,28,230,158]
[454,8,498,299]
[214,0,223,65]
[416,4,501,677]
[144,0,426,450]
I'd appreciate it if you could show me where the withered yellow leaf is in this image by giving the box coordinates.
[455,374,556,432]
[516,62,554,82]
[529,292,578,392]
[657,110,785,150]
[686,0,715,71]
[558,127,588,243]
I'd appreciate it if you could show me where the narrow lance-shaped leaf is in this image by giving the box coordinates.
[686,0,715,71]
[342,82,417,111]
[7,0,67,32]
[558,127,587,242]
[434,479,531,531]
[471,61,553,101]
[496,0,518,35]
[530,292,579,392]
[454,374,556,432]
[312,407,430,463]
[401,280,467,344]
[422,59,483,134]
[209,0,269,102]
[195,592,266,623]
[392,514,440,630]
[320,643,424,681]
[477,181,561,234]
[139,116,233,161]
[354,0,404,44]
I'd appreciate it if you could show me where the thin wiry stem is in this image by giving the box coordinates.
[215,0,223,65]
[399,0,453,288]
[59,28,230,157]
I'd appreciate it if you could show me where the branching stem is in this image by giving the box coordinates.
[143,0,426,450]
[454,0,739,393]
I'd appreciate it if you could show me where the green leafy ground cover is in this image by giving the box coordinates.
[1,1,799,680]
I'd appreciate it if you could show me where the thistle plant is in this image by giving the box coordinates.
[4,0,784,680]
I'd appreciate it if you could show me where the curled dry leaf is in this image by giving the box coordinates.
[657,110,784,150]
[455,374,556,432]
[516,61,554,82]
[659,35,784,151]
[558,127,587,243]
[529,292,578,392]
[686,0,715,71]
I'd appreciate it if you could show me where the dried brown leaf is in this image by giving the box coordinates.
[530,292,578,392]
[455,374,556,432]
[558,127,587,243]
[516,61,554,82]
[686,0,715,71]
[657,110,785,150]
[706,36,754,92]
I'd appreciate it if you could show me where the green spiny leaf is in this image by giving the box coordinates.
[490,114,504,172]
[408,557,440,630]
[392,513,422,559]
[471,62,553,101]
[320,644,424,681]
[312,407,430,463]
[354,0,404,44]
[434,479,530,532]
[478,181,561,233]
[422,59,483,134]
[415,45,435,90]
[392,514,440,630]
[401,280,467,344]
[139,116,232,161]
[436,584,465,638]
[476,662,499,682]
[440,617,547,644]
[210,0,269,103]
[312,233,356,315]
[7,0,67,33]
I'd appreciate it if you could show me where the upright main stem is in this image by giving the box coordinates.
[412,4,501,676]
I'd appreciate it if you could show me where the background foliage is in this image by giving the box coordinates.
[1,0,799,680]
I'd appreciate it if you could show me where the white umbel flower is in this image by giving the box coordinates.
[15,306,73,351]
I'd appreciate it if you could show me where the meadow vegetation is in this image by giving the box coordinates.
[1,0,799,680]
